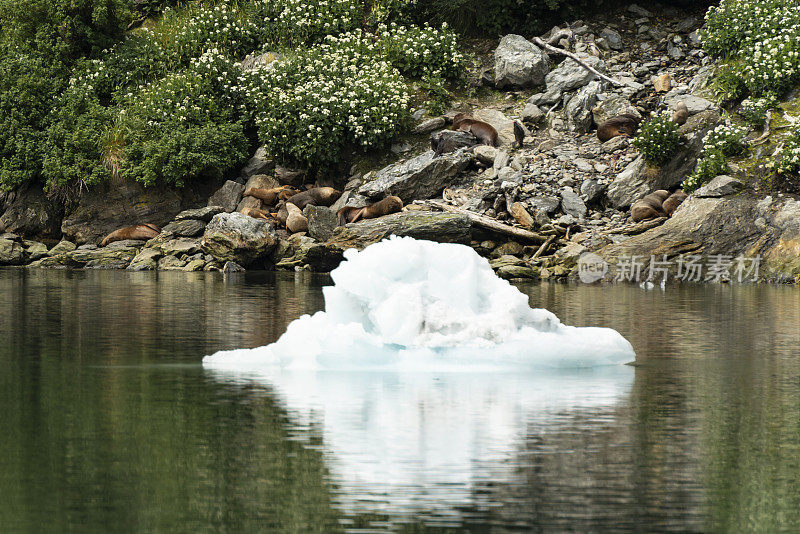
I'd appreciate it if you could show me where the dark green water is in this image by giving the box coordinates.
[1,268,799,533]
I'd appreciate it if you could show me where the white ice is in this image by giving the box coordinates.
[203,236,635,372]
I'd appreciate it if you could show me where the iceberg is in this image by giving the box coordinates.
[203,236,635,371]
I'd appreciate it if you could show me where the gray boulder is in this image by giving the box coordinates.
[240,146,274,179]
[564,81,602,133]
[208,180,245,213]
[473,109,517,147]
[545,54,606,94]
[592,96,641,126]
[694,176,744,198]
[600,28,623,50]
[127,248,162,271]
[413,117,447,134]
[174,206,224,222]
[529,196,561,214]
[0,237,25,265]
[202,212,278,265]
[161,219,206,237]
[305,205,338,242]
[430,130,479,155]
[358,149,473,203]
[494,34,551,88]
[560,188,587,218]
[0,185,64,240]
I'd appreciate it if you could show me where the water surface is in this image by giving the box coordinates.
[1,268,799,532]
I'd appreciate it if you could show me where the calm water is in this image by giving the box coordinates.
[1,268,799,533]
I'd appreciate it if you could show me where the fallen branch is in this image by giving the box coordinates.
[750,111,772,147]
[419,200,547,244]
[531,37,627,88]
[532,235,556,259]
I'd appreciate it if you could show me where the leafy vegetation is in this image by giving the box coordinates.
[683,125,748,192]
[631,114,682,167]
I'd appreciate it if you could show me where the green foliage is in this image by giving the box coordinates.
[378,23,465,79]
[709,62,747,103]
[702,0,800,96]
[632,114,682,167]
[739,95,776,128]
[684,124,749,192]
[776,124,800,175]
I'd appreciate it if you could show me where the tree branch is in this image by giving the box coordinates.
[531,37,628,88]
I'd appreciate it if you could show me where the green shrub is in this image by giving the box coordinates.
[739,95,776,128]
[631,114,682,166]
[683,124,749,192]
[378,23,465,80]
[709,62,747,103]
[776,124,800,175]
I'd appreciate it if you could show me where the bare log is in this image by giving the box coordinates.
[419,200,547,244]
[531,235,556,259]
[531,37,628,88]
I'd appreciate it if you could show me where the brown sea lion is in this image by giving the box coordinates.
[597,114,642,143]
[671,102,689,126]
[276,202,289,227]
[285,187,341,210]
[337,196,404,226]
[243,185,300,206]
[452,113,499,147]
[100,223,161,247]
[630,190,670,222]
[240,207,274,222]
[662,190,688,216]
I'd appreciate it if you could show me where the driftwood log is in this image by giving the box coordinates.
[419,200,547,244]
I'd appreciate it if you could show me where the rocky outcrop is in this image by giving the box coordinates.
[325,211,472,251]
[358,149,473,203]
[0,185,64,240]
[694,175,743,198]
[201,212,278,266]
[545,54,606,95]
[207,180,245,212]
[494,34,550,89]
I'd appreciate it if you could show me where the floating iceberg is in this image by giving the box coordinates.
[203,236,635,371]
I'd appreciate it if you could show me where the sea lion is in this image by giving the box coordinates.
[285,187,341,210]
[513,120,526,148]
[240,207,274,222]
[630,190,670,222]
[243,185,300,206]
[671,102,689,126]
[100,223,161,247]
[662,190,688,216]
[597,114,642,143]
[451,113,499,147]
[336,196,403,225]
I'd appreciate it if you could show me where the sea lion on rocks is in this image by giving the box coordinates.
[452,113,499,147]
[671,102,689,126]
[285,187,341,210]
[662,190,688,216]
[243,185,300,206]
[630,190,670,222]
[100,223,160,247]
[597,114,642,143]
[240,207,274,222]
[336,196,404,225]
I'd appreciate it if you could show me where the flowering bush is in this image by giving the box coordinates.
[631,114,682,166]
[683,125,749,191]
[740,95,775,128]
[378,23,464,79]
[250,32,411,169]
[776,125,800,174]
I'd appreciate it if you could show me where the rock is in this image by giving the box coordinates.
[239,51,281,72]
[305,205,338,242]
[326,211,472,252]
[331,190,369,214]
[676,16,699,33]
[564,81,602,133]
[430,130,479,155]
[664,94,717,115]
[23,240,48,262]
[694,176,744,198]
[0,185,64,240]
[48,240,76,255]
[358,149,473,203]
[496,265,540,280]
[201,212,278,266]
[105,239,146,250]
[628,4,652,17]
[473,145,498,165]
[183,259,206,272]
[529,196,561,214]
[275,166,304,187]
[285,203,309,234]
[521,103,545,124]
[222,261,246,273]
[243,173,280,191]
[174,206,224,222]
[592,96,641,126]
[545,53,606,94]
[275,234,343,272]
[494,34,551,88]
[601,27,623,50]
[667,41,685,60]
[490,254,525,268]
[561,188,587,218]
[158,256,187,270]
[157,237,203,257]
[653,73,673,93]
[207,180,245,213]
[127,248,162,271]
[492,241,524,258]
[0,237,25,265]
[413,117,447,134]
[528,89,562,106]
[161,219,206,237]
[688,31,702,48]
[509,202,534,228]
[240,146,274,179]
[581,180,606,203]
[473,109,517,147]
[68,245,140,269]
[602,135,630,153]
[493,149,511,171]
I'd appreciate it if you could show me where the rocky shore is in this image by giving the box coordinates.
[1,3,799,284]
